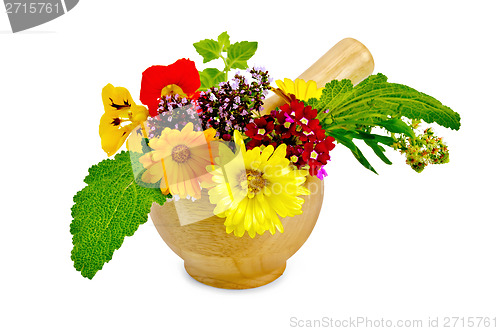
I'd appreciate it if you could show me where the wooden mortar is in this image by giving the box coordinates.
[150,38,374,289]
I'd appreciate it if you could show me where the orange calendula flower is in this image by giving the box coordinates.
[139,123,217,198]
[99,84,149,156]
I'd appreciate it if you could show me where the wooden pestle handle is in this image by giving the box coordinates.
[262,38,374,114]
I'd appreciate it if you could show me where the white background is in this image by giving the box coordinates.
[1,1,499,330]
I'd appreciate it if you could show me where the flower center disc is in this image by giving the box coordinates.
[172,144,191,163]
[245,169,266,194]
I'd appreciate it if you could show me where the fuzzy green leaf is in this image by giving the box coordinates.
[199,68,226,90]
[193,38,221,63]
[226,41,258,70]
[70,151,166,279]
[315,73,461,130]
[217,31,230,52]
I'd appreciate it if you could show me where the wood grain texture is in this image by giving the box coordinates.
[151,177,324,289]
[150,38,374,289]
[262,38,374,115]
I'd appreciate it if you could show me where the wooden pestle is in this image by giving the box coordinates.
[262,38,375,114]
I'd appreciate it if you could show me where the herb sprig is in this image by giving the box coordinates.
[194,32,258,89]
[305,73,460,173]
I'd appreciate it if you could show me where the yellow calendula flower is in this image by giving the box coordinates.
[275,78,323,101]
[207,131,310,238]
[139,123,217,198]
[99,84,149,156]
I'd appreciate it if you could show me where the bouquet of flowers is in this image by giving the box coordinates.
[71,33,461,280]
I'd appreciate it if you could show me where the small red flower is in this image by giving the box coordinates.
[140,58,200,116]
[303,136,335,175]
[287,145,307,168]
[242,97,336,177]
[246,117,275,140]
[246,116,278,149]
[277,98,324,141]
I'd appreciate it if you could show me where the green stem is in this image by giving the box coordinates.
[221,56,229,81]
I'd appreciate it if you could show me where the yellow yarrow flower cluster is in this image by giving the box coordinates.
[207,131,310,238]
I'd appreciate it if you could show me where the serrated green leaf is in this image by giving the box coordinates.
[70,151,166,279]
[314,73,461,131]
[308,73,460,174]
[226,41,258,70]
[306,97,321,111]
[318,79,355,114]
[193,38,221,63]
[217,31,230,52]
[199,68,226,90]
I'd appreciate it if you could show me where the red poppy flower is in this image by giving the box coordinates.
[140,58,200,116]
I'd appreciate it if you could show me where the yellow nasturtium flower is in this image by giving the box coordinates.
[275,78,323,101]
[99,84,149,156]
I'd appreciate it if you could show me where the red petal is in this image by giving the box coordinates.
[318,154,330,164]
[325,136,336,149]
[280,103,291,113]
[254,117,267,126]
[315,141,328,153]
[308,160,321,176]
[140,58,200,116]
[304,105,318,119]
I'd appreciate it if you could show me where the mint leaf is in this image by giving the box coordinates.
[193,34,258,82]
[226,41,258,70]
[199,68,226,90]
[315,73,461,130]
[70,151,166,279]
[193,38,221,63]
[217,31,230,52]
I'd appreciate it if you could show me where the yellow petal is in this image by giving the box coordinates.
[161,84,186,98]
[101,83,135,114]
[99,113,136,156]
[126,129,144,153]
[130,105,149,123]
[233,130,246,153]
[274,78,323,101]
